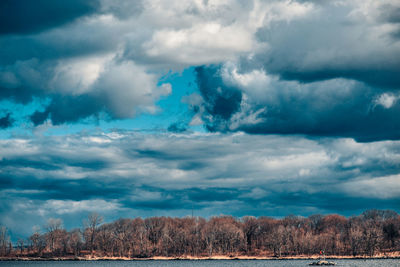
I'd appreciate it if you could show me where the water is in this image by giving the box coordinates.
[0,259,399,267]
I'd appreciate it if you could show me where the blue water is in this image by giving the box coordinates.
[0,259,399,267]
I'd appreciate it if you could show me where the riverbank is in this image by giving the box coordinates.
[1,252,400,261]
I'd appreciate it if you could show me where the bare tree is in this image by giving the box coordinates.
[29,229,46,256]
[242,216,258,253]
[0,209,399,259]
[69,229,83,256]
[84,213,103,255]
[17,239,24,255]
[0,226,11,256]
[44,218,63,254]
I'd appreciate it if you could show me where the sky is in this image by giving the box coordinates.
[0,0,400,240]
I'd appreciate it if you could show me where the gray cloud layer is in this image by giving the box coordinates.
[0,0,100,35]
[184,0,400,141]
[252,1,400,89]
[191,64,400,141]
[0,0,398,138]
[1,132,399,238]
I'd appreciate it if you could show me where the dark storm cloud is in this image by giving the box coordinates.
[0,27,117,66]
[30,94,103,125]
[0,0,100,35]
[0,113,13,129]
[192,65,400,141]
[251,1,400,89]
[195,66,242,132]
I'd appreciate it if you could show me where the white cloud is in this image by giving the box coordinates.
[49,54,114,95]
[142,22,259,65]
[121,0,313,68]
[93,60,172,118]
[374,93,399,109]
[342,174,400,199]
[42,199,120,215]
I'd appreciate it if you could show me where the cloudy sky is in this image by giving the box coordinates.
[1,0,400,239]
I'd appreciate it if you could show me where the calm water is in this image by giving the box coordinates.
[0,259,399,267]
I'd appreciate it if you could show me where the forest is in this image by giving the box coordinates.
[0,209,399,259]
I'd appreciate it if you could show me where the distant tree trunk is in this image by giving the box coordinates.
[44,218,63,254]
[0,226,10,256]
[17,239,24,255]
[84,213,103,255]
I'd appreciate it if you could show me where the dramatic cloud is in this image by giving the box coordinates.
[1,0,399,241]
[0,113,13,129]
[191,63,400,141]
[0,0,100,35]
[1,0,398,141]
[251,0,400,89]
[0,0,314,127]
[178,1,400,141]
[1,132,399,237]
[29,60,171,125]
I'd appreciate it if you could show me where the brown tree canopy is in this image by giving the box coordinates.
[2,209,400,258]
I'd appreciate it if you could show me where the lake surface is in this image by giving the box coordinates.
[0,259,399,267]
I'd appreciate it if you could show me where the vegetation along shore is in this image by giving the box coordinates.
[1,209,399,260]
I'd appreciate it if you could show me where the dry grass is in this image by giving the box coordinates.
[2,251,400,261]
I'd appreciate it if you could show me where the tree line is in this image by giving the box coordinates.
[1,209,399,258]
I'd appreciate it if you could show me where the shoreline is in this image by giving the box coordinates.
[1,254,400,261]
